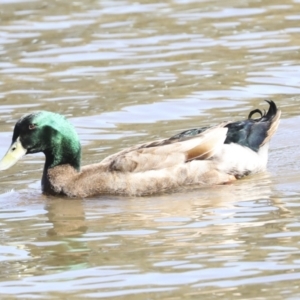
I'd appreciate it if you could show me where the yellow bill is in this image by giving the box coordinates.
[0,137,27,170]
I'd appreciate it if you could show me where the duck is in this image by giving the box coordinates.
[0,100,280,198]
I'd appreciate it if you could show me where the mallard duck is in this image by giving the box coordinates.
[0,100,280,198]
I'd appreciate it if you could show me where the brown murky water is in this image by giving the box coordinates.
[1,0,300,299]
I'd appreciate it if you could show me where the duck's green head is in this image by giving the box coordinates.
[0,111,81,171]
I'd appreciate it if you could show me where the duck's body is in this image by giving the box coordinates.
[0,101,280,198]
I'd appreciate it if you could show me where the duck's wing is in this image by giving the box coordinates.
[105,125,228,173]
[163,100,280,152]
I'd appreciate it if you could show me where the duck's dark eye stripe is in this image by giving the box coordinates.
[29,124,36,130]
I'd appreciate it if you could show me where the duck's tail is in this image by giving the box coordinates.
[249,100,281,146]
[225,100,281,152]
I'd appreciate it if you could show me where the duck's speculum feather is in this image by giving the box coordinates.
[169,127,210,141]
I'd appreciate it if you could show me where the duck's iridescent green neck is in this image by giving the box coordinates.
[43,132,81,171]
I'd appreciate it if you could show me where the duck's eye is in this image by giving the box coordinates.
[29,124,36,130]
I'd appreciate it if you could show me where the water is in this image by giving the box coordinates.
[1,0,300,298]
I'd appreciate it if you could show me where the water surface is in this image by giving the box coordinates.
[1,0,300,299]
